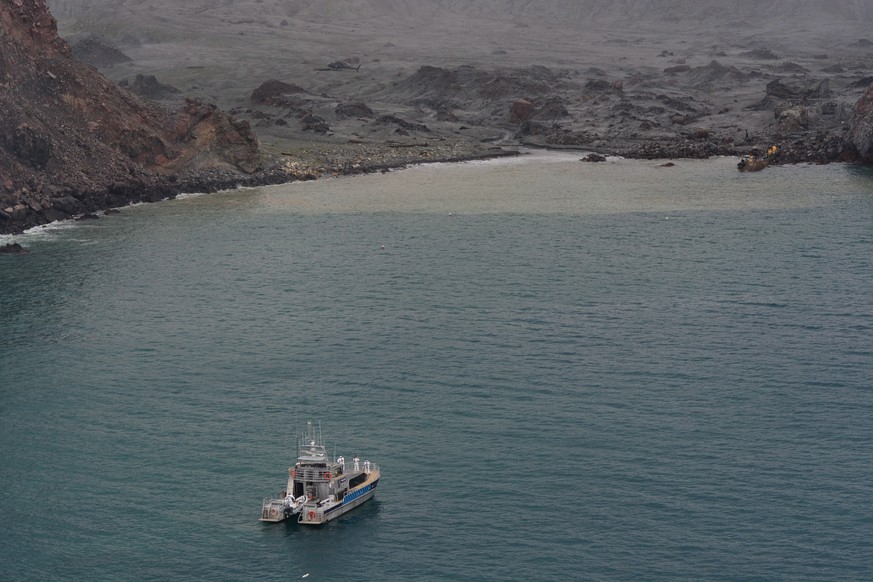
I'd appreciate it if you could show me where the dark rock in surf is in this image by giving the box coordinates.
[1,242,30,254]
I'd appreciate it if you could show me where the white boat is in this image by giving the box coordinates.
[260,421,380,525]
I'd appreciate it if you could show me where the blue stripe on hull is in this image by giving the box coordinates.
[324,478,379,515]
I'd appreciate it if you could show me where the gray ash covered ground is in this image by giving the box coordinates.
[2,0,868,237]
[48,0,873,167]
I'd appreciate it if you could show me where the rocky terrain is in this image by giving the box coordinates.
[4,0,873,235]
[0,0,281,234]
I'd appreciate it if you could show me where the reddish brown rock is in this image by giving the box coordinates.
[847,83,873,163]
[0,0,264,234]
[510,98,535,123]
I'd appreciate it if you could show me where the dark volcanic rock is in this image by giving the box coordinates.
[299,112,330,134]
[375,114,430,134]
[777,62,809,74]
[740,47,780,60]
[584,78,615,92]
[250,79,307,105]
[2,124,53,170]
[847,83,873,163]
[533,96,570,121]
[514,96,570,128]
[392,65,566,108]
[129,74,180,100]
[0,0,265,234]
[69,34,131,67]
[664,65,691,74]
[686,60,746,88]
[335,101,375,119]
[766,78,830,100]
[1,242,30,254]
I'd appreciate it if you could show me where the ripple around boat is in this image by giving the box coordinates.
[260,421,380,525]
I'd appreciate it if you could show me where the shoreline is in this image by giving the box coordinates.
[0,132,864,242]
[0,145,520,239]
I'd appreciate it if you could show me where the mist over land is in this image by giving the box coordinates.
[3,0,873,237]
[48,0,873,157]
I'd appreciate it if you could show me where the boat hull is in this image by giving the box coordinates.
[259,501,300,523]
[299,477,379,525]
[261,474,380,525]
[260,421,380,525]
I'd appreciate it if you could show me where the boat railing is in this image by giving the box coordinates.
[261,497,278,520]
[294,463,379,481]
[294,467,337,482]
[351,463,379,476]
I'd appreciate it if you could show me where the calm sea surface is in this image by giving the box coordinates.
[2,152,873,580]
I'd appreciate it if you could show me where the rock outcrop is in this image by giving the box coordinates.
[0,0,263,234]
[127,74,180,101]
[847,83,873,163]
[510,98,534,123]
[250,79,307,105]
[69,34,131,68]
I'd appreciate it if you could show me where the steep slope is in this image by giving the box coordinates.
[0,0,261,234]
[847,84,873,163]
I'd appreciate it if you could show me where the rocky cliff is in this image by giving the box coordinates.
[847,84,873,164]
[0,0,262,234]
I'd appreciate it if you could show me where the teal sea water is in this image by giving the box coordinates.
[2,152,873,580]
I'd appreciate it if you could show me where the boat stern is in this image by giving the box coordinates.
[299,505,325,525]
[259,497,288,522]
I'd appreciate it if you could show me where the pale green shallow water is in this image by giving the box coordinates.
[2,153,873,580]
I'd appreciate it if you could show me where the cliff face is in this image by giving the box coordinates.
[847,84,873,164]
[0,0,261,234]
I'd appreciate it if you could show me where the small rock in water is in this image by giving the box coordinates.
[1,242,30,254]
